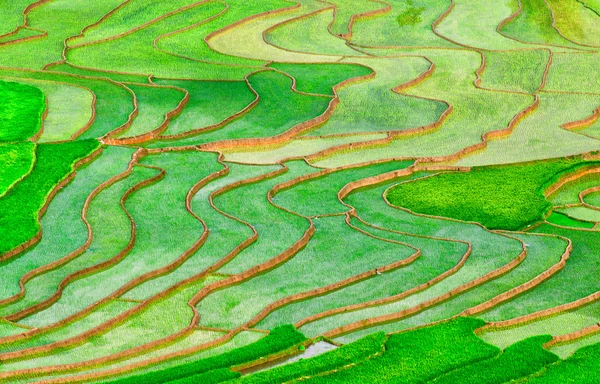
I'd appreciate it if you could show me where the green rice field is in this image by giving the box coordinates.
[1,0,600,382]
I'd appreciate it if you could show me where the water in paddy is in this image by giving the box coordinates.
[241,341,338,375]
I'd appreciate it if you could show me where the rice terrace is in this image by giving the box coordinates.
[3,0,600,382]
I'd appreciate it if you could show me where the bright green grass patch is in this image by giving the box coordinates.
[0,80,45,141]
[580,0,600,13]
[107,325,306,384]
[581,0,600,11]
[0,139,99,256]
[268,62,372,96]
[386,158,600,230]
[0,142,35,197]
[525,341,600,383]
[230,333,386,384]
[546,212,595,228]
[302,318,499,383]
[432,336,558,384]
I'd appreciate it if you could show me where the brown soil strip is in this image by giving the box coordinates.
[478,289,600,333]
[562,107,600,131]
[195,325,230,334]
[30,96,48,142]
[544,323,600,348]
[560,106,600,141]
[544,165,600,197]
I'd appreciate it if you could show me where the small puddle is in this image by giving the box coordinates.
[241,341,338,375]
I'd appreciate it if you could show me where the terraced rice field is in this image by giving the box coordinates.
[2,0,600,382]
